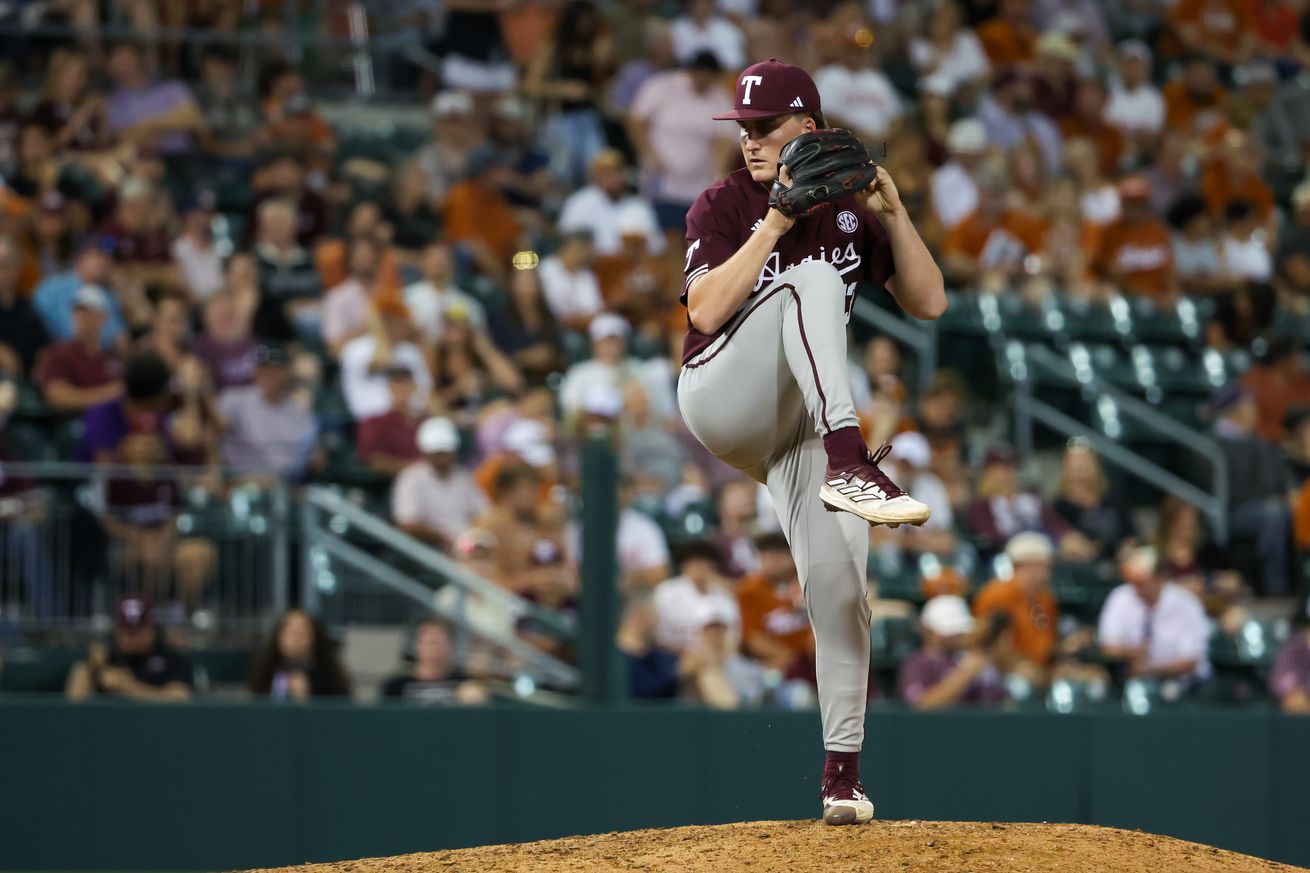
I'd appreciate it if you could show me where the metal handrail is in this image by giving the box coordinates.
[851,296,938,397]
[302,486,576,639]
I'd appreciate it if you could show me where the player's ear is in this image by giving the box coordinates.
[800,113,819,132]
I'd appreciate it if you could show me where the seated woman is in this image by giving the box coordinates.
[1051,440,1136,561]
[248,609,351,701]
[381,617,487,705]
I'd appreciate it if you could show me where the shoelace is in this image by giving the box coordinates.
[858,443,906,499]
[821,763,867,802]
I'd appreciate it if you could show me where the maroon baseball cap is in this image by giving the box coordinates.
[713,58,822,121]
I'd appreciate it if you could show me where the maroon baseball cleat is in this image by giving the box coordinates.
[820,443,931,528]
[820,758,875,825]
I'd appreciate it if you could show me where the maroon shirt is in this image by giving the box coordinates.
[897,649,1008,707]
[193,334,257,392]
[680,167,896,364]
[1270,634,1310,703]
[97,216,173,263]
[35,340,123,391]
[356,409,422,464]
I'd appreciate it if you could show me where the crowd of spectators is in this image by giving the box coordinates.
[0,0,1306,711]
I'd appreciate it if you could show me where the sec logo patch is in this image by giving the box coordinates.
[836,210,858,233]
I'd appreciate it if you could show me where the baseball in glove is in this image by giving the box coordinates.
[767,129,880,218]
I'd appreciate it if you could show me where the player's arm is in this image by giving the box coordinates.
[859,167,946,320]
[686,209,793,334]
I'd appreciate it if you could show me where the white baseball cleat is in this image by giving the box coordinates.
[821,764,876,826]
[820,444,931,527]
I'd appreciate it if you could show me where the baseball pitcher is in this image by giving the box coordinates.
[676,58,947,825]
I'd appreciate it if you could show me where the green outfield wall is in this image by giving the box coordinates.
[0,700,1305,871]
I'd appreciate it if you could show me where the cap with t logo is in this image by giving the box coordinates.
[712,58,822,121]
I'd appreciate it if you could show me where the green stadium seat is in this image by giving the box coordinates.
[993,293,1066,345]
[13,379,50,419]
[869,616,919,670]
[1130,297,1194,347]
[1060,295,1133,345]
[934,290,989,336]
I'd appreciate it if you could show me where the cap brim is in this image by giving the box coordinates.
[711,108,794,121]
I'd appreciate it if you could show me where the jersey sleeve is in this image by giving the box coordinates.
[862,212,897,289]
[681,187,743,304]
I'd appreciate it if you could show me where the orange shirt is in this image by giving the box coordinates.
[1058,117,1124,178]
[976,18,1037,67]
[737,574,814,658]
[474,452,557,505]
[1170,0,1250,53]
[313,239,404,296]
[1200,163,1274,222]
[1241,366,1310,442]
[1162,80,1227,132]
[1294,479,1310,549]
[1095,217,1174,301]
[443,181,521,268]
[973,577,1058,666]
[943,209,1048,263]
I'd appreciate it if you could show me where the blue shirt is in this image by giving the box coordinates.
[32,272,127,347]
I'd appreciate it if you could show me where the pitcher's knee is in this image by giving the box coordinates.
[782,260,844,297]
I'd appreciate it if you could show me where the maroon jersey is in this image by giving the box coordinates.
[680,167,896,364]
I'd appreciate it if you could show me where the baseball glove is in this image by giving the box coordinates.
[768,129,879,218]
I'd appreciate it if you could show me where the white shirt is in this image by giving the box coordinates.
[321,278,370,349]
[909,32,989,95]
[630,70,736,204]
[339,334,432,420]
[537,255,604,323]
[391,461,487,543]
[403,279,487,342]
[1081,185,1122,226]
[813,65,905,138]
[558,357,677,424]
[669,14,745,70]
[172,235,224,302]
[1221,233,1273,281]
[1104,83,1165,134]
[619,508,671,575]
[931,160,979,231]
[653,574,741,653]
[1098,582,1211,678]
[558,185,665,256]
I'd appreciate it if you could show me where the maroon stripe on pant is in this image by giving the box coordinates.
[683,283,794,371]
[789,288,831,433]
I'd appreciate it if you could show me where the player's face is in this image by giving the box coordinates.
[738,114,814,185]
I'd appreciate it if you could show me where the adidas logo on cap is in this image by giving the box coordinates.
[790,97,804,108]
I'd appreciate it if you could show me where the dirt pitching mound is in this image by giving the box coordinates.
[244,820,1309,873]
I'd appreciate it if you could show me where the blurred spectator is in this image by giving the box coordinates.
[1033,0,1110,57]
[669,0,745,71]
[737,532,813,672]
[31,192,80,279]
[815,30,905,141]
[1219,200,1273,283]
[315,201,403,296]
[339,298,432,421]
[592,205,677,329]
[435,3,516,93]
[104,42,203,155]
[714,478,766,578]
[1095,175,1175,304]
[250,152,330,248]
[404,242,486,345]
[249,609,352,701]
[194,47,261,159]
[34,285,124,413]
[216,344,318,482]
[322,237,386,355]
[356,366,423,477]
[974,533,1060,684]
[1143,131,1195,219]
[430,307,525,421]
[33,244,126,347]
[393,417,486,551]
[612,477,672,593]
[538,231,604,331]
[82,353,215,607]
[559,313,675,427]
[609,19,678,114]
[1169,0,1253,66]
[1270,620,1310,714]
[251,198,322,337]
[941,160,1047,285]
[1031,31,1081,121]
[1155,494,1245,616]
[1058,79,1122,177]
[976,0,1038,67]
[909,1,991,99]
[476,464,570,597]
[442,146,523,282]
[381,617,487,705]
[617,593,681,699]
[979,69,1063,173]
[1242,337,1310,442]
[1208,382,1295,596]
[1275,183,1310,311]
[1162,55,1225,135]
[260,65,335,166]
[0,237,48,377]
[559,150,664,257]
[490,267,563,385]
[1104,40,1163,148]
[192,290,257,394]
[653,539,740,653]
[1053,441,1136,560]
[629,51,734,234]
[409,90,482,208]
[524,0,615,188]
[885,431,958,554]
[172,192,223,303]
[898,594,1008,710]
[65,596,194,702]
[486,95,553,212]
[137,297,194,374]
[475,416,560,502]
[677,599,756,709]
[1168,194,1236,296]
[1237,62,1298,171]
[966,444,1073,558]
[29,49,106,152]
[1098,546,1211,684]
[932,119,988,231]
